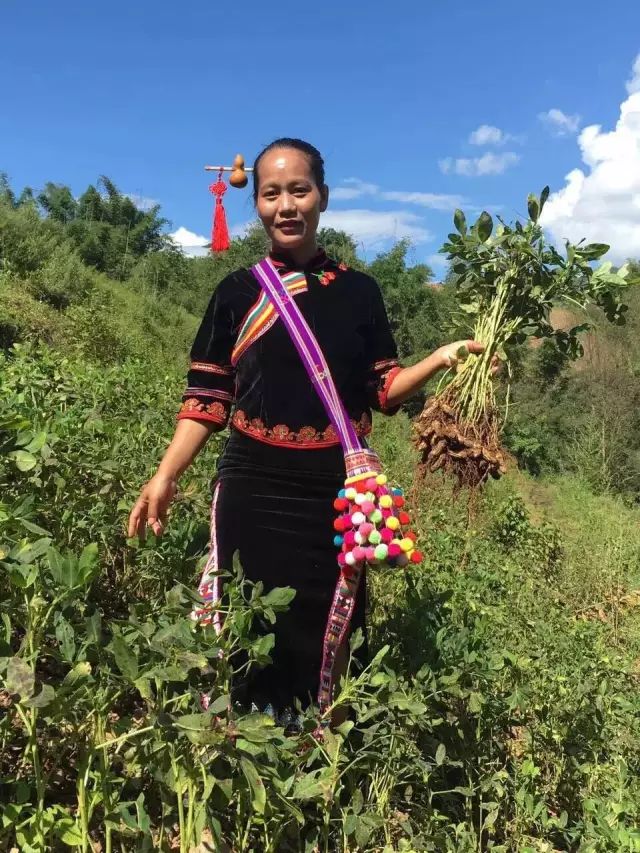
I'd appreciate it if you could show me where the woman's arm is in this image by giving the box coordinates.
[127,419,216,539]
[385,340,486,408]
[156,418,215,481]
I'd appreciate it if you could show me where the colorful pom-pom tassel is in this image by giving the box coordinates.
[374,543,388,560]
[333,476,420,573]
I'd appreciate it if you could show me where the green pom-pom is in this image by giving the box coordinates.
[369,530,382,545]
[374,544,388,561]
[369,508,383,524]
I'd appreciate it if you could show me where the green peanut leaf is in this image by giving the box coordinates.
[240,757,266,814]
[454,208,467,235]
[539,185,550,214]
[109,631,139,681]
[476,212,493,242]
[6,657,34,699]
[10,450,38,472]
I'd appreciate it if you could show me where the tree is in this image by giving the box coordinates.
[317,227,359,266]
[368,241,439,360]
[0,173,16,208]
[38,182,77,225]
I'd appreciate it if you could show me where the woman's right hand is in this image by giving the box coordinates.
[127,473,177,539]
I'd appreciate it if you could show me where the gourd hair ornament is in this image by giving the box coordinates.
[204,154,252,253]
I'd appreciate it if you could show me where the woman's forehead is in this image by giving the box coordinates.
[258,148,312,179]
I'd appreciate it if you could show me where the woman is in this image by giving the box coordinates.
[128,138,486,720]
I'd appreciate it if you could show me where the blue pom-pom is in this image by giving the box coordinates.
[333,535,344,547]
[338,488,346,498]
[392,488,403,496]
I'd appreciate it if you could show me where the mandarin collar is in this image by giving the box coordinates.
[269,247,329,274]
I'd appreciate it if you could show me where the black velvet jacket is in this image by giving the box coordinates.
[178,250,402,449]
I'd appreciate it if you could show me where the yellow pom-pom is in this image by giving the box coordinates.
[386,516,400,531]
[379,495,393,509]
[400,538,413,553]
[376,474,388,485]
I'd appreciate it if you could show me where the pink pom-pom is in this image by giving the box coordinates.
[365,477,378,491]
[342,514,353,529]
[382,508,392,519]
[337,553,346,567]
[381,528,394,543]
[365,546,376,561]
[359,522,374,537]
[361,500,375,516]
[344,530,356,547]
[388,543,402,558]
[353,546,366,561]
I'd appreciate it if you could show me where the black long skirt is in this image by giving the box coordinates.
[209,430,367,712]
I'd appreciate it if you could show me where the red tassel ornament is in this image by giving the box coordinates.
[209,170,230,253]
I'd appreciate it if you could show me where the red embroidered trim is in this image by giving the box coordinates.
[178,398,229,425]
[185,387,234,402]
[232,409,371,448]
[372,358,400,373]
[190,361,234,376]
[378,365,403,412]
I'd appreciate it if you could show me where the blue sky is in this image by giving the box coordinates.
[2,0,639,270]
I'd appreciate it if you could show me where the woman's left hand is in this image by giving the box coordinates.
[437,340,502,375]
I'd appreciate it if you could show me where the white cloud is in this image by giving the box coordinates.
[381,190,465,210]
[541,54,640,263]
[426,252,449,272]
[126,193,159,211]
[439,151,520,177]
[331,178,379,200]
[169,226,209,257]
[469,124,505,146]
[330,178,465,210]
[320,209,432,247]
[538,108,581,136]
[627,55,640,94]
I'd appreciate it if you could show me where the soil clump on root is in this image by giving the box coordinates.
[413,395,507,488]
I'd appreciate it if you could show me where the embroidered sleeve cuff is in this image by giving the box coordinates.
[177,398,230,427]
[377,365,403,414]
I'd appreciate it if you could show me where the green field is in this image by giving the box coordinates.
[2,180,640,851]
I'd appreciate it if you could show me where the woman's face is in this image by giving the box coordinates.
[255,147,328,254]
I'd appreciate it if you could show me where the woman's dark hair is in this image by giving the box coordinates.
[253,138,325,202]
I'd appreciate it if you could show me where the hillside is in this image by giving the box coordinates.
[2,183,640,851]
